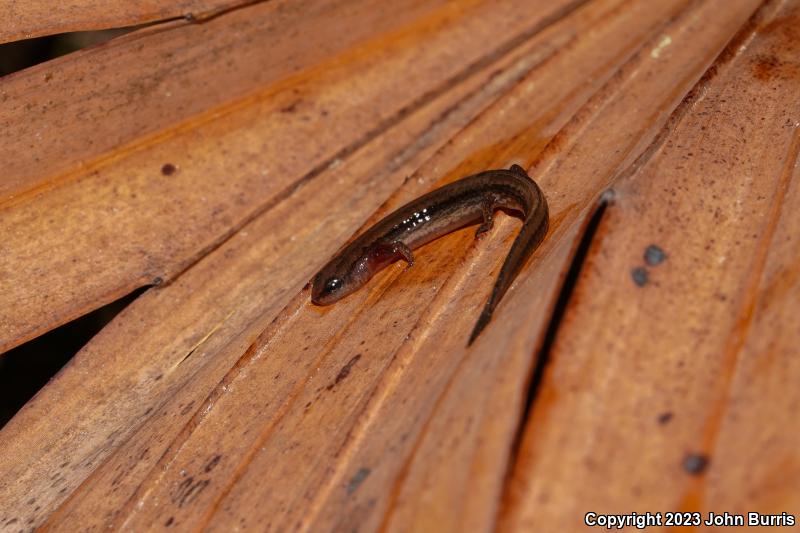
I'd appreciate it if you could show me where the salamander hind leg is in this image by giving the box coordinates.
[475,200,495,238]
[393,241,414,267]
[509,163,529,177]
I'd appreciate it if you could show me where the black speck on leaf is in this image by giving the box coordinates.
[683,453,709,475]
[631,266,649,286]
[644,245,667,266]
[347,468,371,494]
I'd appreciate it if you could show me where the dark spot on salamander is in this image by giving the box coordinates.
[644,245,667,266]
[347,468,370,494]
[161,163,177,176]
[165,516,175,527]
[657,411,673,425]
[682,453,709,475]
[631,266,649,286]
[327,354,361,391]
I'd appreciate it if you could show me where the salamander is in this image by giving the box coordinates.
[311,164,549,345]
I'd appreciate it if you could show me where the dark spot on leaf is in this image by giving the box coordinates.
[683,453,709,475]
[172,476,211,507]
[180,401,195,416]
[751,53,782,82]
[280,100,299,113]
[644,245,667,266]
[204,454,222,473]
[161,163,177,176]
[631,267,648,286]
[657,411,673,425]
[327,354,361,390]
[347,468,370,494]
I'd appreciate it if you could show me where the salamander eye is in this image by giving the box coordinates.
[324,277,343,293]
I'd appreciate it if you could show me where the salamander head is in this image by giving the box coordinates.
[312,241,407,305]
[311,256,367,305]
[311,272,347,305]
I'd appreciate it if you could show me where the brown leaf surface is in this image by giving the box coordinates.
[1,0,587,528]
[2,0,799,531]
[0,0,248,44]
[0,0,561,352]
[500,0,800,530]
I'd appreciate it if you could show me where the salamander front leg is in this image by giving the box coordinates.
[373,240,415,268]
